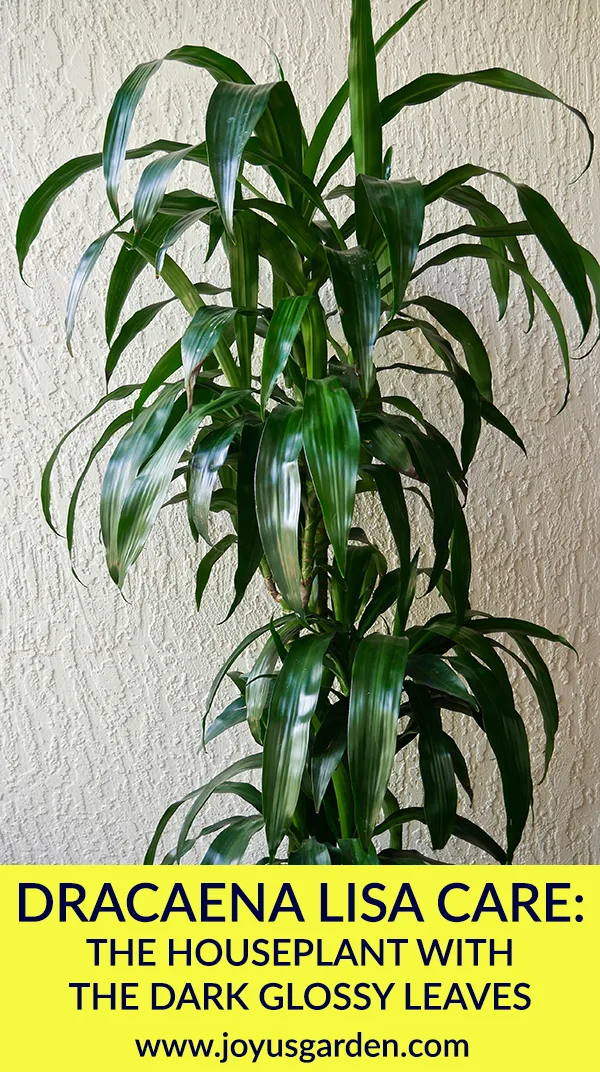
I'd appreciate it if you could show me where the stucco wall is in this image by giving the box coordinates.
[1,0,599,864]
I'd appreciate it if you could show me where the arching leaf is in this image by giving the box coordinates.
[255,405,304,614]
[327,246,380,395]
[263,633,330,858]
[348,634,409,848]
[303,377,360,573]
[260,296,311,415]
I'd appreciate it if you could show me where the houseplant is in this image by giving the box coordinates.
[18,0,598,865]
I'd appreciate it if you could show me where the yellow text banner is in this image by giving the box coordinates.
[0,865,596,1069]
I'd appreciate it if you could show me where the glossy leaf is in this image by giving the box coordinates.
[414,244,571,400]
[41,383,140,536]
[66,410,135,580]
[327,247,381,394]
[17,139,180,278]
[370,465,410,568]
[205,614,296,723]
[515,183,592,338]
[145,750,261,864]
[255,405,304,614]
[246,618,300,743]
[410,684,457,849]
[410,296,492,401]
[103,60,164,216]
[289,839,331,864]
[204,694,247,745]
[104,389,246,586]
[452,651,533,861]
[381,69,594,172]
[65,226,121,353]
[260,296,311,415]
[407,655,475,706]
[156,206,215,275]
[311,701,348,812]
[174,752,263,864]
[227,423,264,619]
[348,634,409,848]
[375,807,506,863]
[263,634,330,857]
[450,501,471,626]
[304,0,429,180]
[132,145,200,235]
[100,382,183,583]
[303,378,360,573]
[188,422,241,543]
[512,635,560,780]
[228,210,260,387]
[181,306,238,405]
[206,82,277,237]
[105,298,173,386]
[195,534,237,609]
[202,815,264,864]
[360,176,424,311]
[349,0,382,179]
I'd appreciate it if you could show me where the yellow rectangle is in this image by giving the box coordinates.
[0,865,596,1069]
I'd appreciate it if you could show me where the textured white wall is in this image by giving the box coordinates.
[1,0,599,864]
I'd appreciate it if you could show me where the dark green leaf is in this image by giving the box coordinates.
[195,533,237,609]
[304,0,428,180]
[228,210,260,387]
[311,701,348,812]
[103,60,164,216]
[105,298,173,386]
[288,839,331,864]
[450,501,471,626]
[408,683,457,849]
[349,0,382,178]
[204,695,247,745]
[16,139,180,278]
[410,296,492,401]
[327,246,380,394]
[375,807,506,863]
[41,383,140,536]
[205,614,296,722]
[206,82,277,237]
[515,182,592,338]
[188,422,241,543]
[360,176,424,311]
[260,296,311,415]
[370,465,410,567]
[202,815,264,864]
[414,244,571,401]
[263,634,330,857]
[134,342,182,415]
[156,206,215,274]
[348,634,409,848]
[339,838,380,864]
[66,410,135,579]
[452,651,532,861]
[100,382,183,582]
[381,69,594,174]
[146,751,261,864]
[511,634,559,780]
[227,423,264,619]
[407,654,474,706]
[303,378,360,573]
[255,405,304,614]
[246,618,300,743]
[132,145,200,235]
[181,306,238,405]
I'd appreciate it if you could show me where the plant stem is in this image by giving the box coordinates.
[301,485,320,608]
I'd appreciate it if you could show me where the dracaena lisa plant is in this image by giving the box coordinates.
[20,0,597,866]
